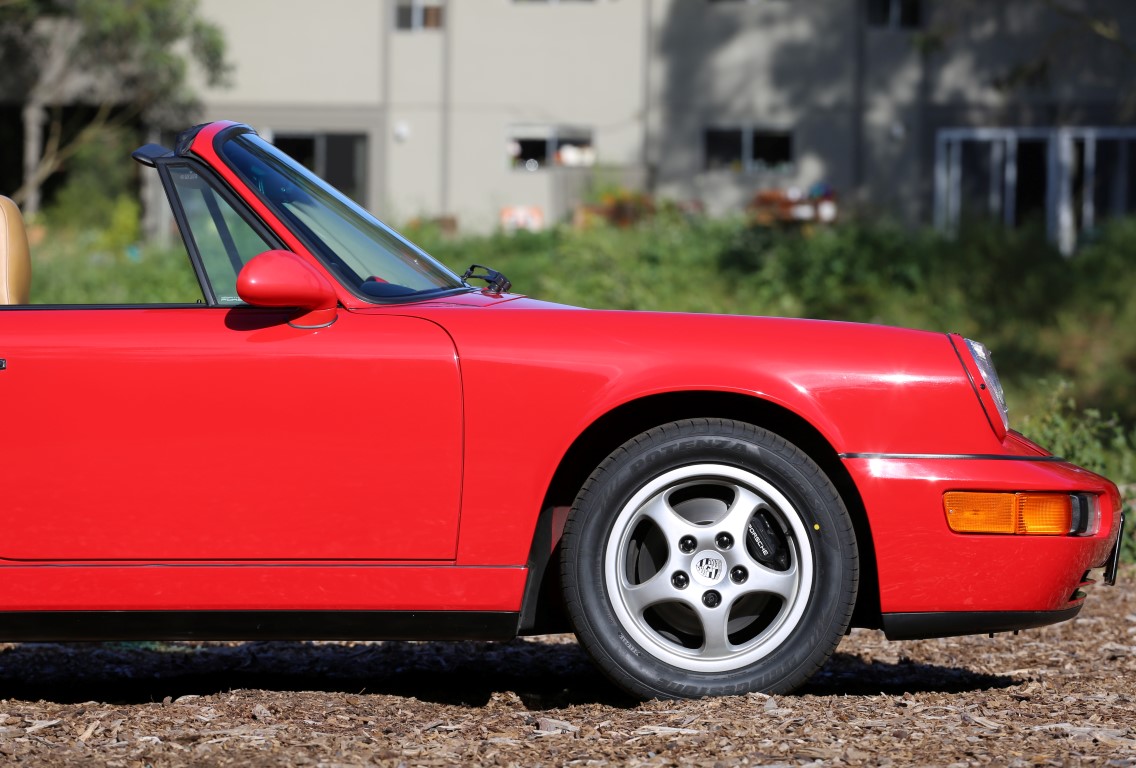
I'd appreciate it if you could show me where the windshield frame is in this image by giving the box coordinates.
[208,124,471,305]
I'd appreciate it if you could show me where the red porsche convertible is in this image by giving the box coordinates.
[0,121,1123,699]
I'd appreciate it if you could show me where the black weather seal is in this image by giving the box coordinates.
[131,144,173,167]
[840,452,1065,462]
[211,122,258,152]
[174,123,213,156]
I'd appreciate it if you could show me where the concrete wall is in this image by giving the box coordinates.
[196,0,646,231]
[197,0,383,107]
[442,0,646,231]
[187,0,1136,232]
[195,0,388,216]
[648,0,859,215]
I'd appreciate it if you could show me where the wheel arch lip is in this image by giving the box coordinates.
[522,388,878,635]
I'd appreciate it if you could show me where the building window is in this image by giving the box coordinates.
[273,133,369,206]
[934,126,1136,255]
[395,0,444,30]
[704,127,794,173]
[507,126,595,171]
[866,0,920,29]
[705,129,744,171]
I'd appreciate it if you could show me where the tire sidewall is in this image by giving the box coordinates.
[565,421,855,698]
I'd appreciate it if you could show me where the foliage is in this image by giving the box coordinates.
[1018,383,1135,563]
[31,231,202,305]
[1,0,230,211]
[918,1,1136,97]
[43,126,141,251]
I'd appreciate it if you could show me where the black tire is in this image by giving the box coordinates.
[560,418,857,699]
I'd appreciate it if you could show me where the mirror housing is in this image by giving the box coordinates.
[237,250,338,328]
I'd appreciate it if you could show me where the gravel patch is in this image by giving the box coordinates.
[0,566,1132,766]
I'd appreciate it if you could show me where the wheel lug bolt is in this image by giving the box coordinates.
[702,590,721,608]
[671,572,689,589]
[678,536,697,554]
[715,532,733,550]
[730,566,748,584]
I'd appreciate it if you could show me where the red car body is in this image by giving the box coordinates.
[0,121,1123,698]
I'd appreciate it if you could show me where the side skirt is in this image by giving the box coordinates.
[0,611,520,642]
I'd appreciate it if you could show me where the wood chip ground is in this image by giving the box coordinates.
[0,566,1132,766]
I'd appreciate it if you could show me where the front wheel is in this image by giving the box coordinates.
[560,419,858,699]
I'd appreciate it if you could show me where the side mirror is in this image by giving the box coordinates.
[236,250,338,328]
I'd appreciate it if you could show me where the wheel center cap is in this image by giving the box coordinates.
[690,550,727,587]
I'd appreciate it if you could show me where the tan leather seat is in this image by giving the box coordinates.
[0,196,30,305]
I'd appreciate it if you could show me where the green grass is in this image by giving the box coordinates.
[30,230,203,305]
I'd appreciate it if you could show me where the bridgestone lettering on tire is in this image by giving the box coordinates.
[560,419,858,699]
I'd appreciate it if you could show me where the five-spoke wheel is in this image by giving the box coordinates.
[561,419,858,699]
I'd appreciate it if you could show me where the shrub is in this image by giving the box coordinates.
[1018,382,1135,563]
[31,234,202,305]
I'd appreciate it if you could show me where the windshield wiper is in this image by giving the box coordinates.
[461,265,512,294]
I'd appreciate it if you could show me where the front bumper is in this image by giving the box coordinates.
[845,453,1122,618]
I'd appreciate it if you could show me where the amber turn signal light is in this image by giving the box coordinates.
[944,492,1072,535]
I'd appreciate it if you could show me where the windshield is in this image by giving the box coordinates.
[217,131,465,300]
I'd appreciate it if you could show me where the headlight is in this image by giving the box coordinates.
[952,335,1009,437]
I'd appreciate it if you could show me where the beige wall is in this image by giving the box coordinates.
[196,0,383,107]
[442,0,646,230]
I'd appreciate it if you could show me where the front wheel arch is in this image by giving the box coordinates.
[522,392,880,635]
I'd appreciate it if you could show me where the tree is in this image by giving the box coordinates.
[917,0,1136,102]
[0,0,229,216]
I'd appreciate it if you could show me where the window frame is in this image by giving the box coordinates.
[156,156,285,307]
[703,125,795,174]
[394,0,445,31]
[934,125,1136,255]
[507,124,595,171]
[215,129,468,305]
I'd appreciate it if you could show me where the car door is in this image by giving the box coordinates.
[0,165,463,562]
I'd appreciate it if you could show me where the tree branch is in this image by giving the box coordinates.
[1041,0,1136,62]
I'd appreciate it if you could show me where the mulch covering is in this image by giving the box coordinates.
[0,567,1132,766]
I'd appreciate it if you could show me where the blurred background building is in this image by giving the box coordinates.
[9,0,1136,250]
